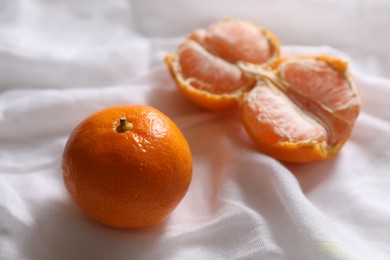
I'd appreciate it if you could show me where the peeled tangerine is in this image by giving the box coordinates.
[165,18,280,111]
[240,56,360,163]
[165,18,361,163]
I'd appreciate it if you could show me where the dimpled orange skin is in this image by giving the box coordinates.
[62,105,192,229]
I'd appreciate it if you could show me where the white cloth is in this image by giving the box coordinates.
[1,0,390,259]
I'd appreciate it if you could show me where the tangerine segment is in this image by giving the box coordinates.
[241,82,329,163]
[179,40,249,94]
[196,19,279,65]
[62,105,192,228]
[278,57,359,119]
[165,41,254,111]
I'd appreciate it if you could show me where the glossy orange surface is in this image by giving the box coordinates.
[62,105,192,228]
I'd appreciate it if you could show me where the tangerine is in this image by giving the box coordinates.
[165,18,280,111]
[165,18,361,163]
[240,56,360,162]
[62,105,192,228]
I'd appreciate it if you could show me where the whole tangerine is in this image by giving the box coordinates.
[62,105,192,228]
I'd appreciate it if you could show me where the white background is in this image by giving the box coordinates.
[1,0,390,259]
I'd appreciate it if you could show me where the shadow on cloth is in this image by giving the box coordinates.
[20,198,168,260]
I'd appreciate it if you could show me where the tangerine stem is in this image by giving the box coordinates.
[116,117,133,132]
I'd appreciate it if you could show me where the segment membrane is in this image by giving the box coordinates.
[242,82,327,145]
[277,58,360,145]
[178,40,248,94]
[278,58,359,118]
[205,19,272,64]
